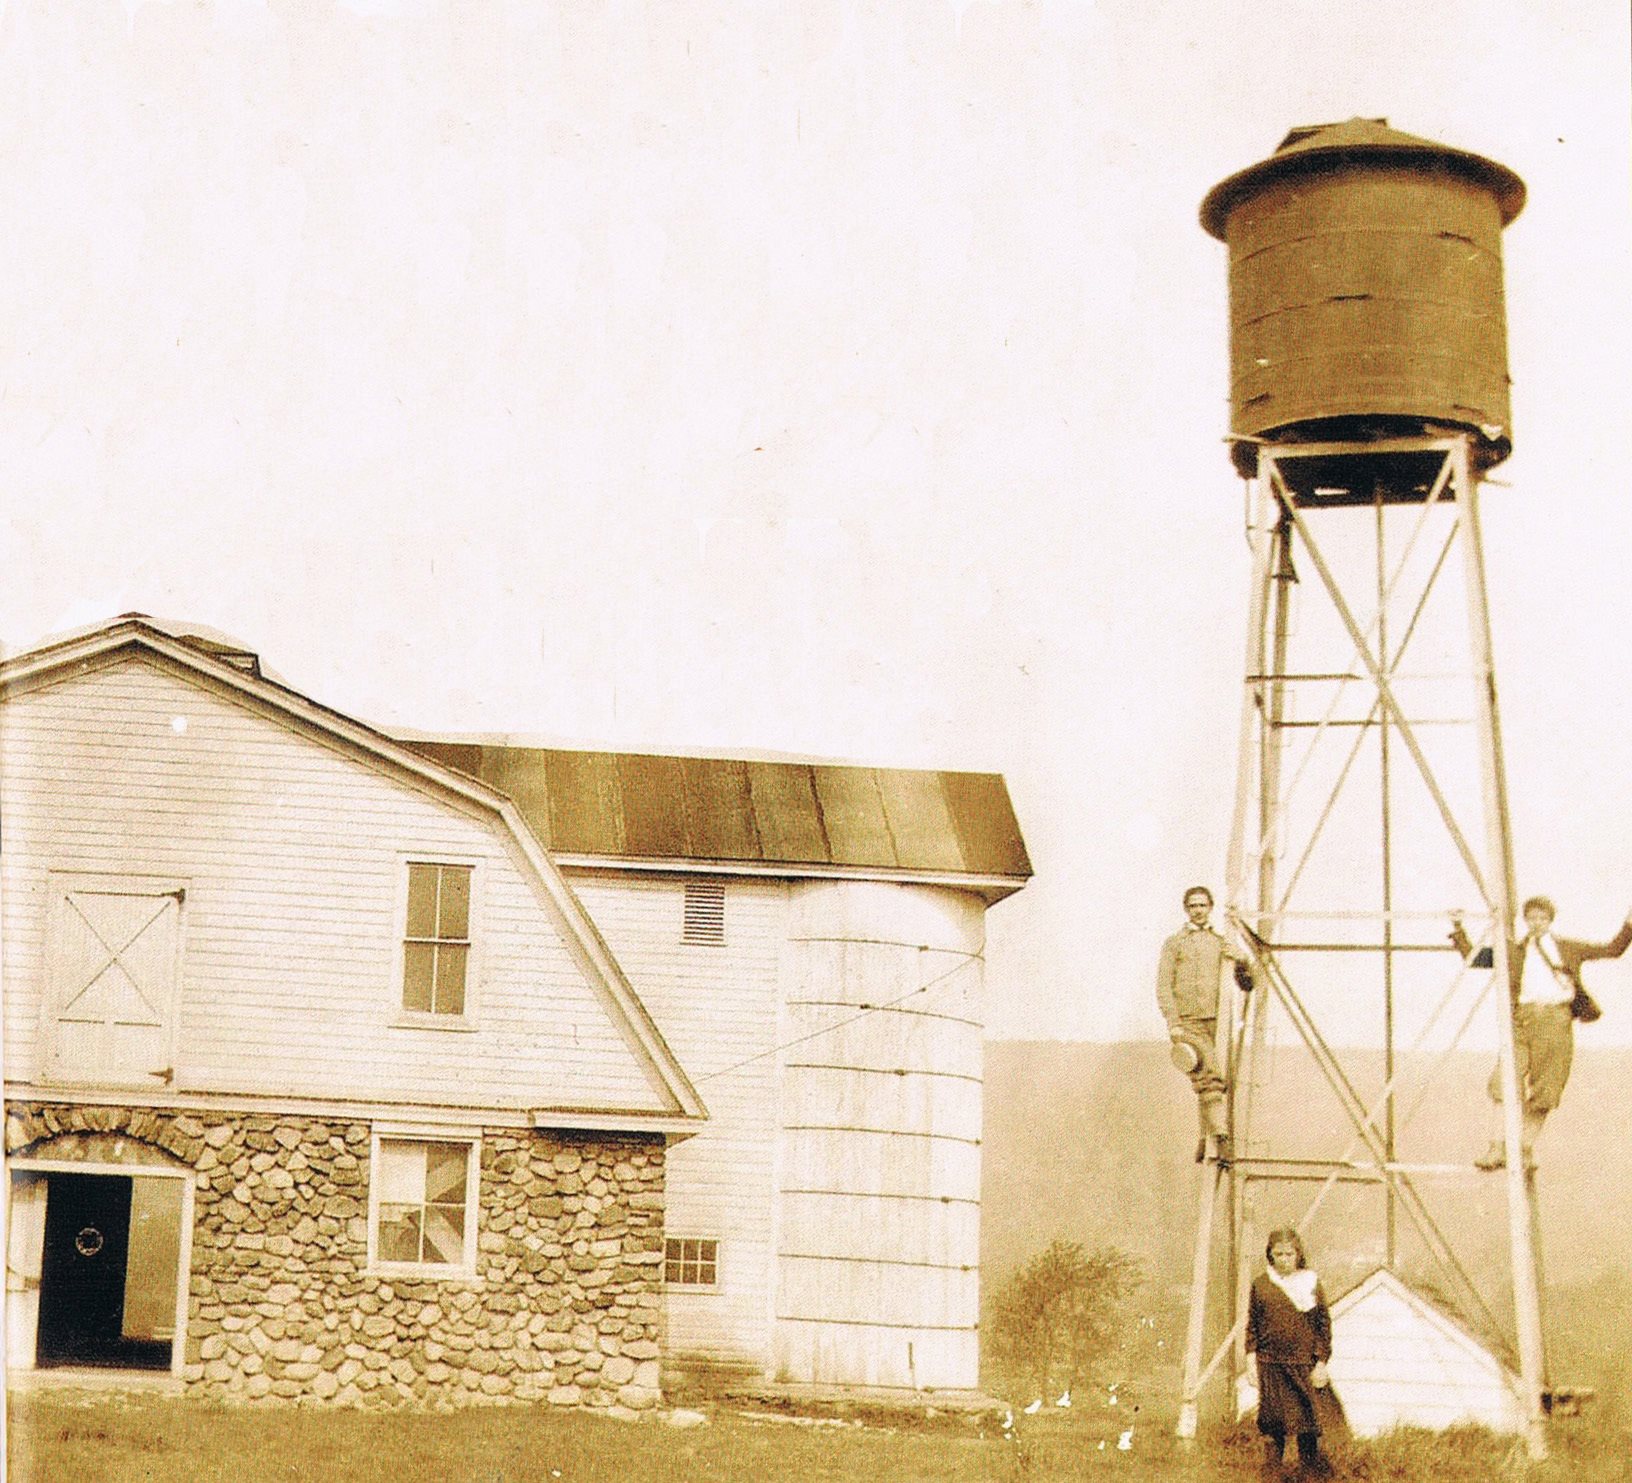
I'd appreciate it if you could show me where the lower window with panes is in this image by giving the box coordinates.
[371,1136,479,1276]
[664,1237,720,1288]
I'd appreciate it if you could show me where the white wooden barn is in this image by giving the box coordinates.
[1326,1269,1525,1438]
[1,617,1030,1405]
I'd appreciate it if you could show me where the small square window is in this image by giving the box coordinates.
[372,1137,477,1274]
[665,1237,720,1287]
[682,880,726,946]
[403,863,472,1015]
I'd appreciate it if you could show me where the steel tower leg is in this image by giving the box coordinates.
[1455,452,1548,1459]
[1177,477,1285,1441]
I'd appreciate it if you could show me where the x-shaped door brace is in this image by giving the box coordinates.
[60,893,175,1022]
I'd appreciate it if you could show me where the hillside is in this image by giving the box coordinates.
[981,1040,1632,1413]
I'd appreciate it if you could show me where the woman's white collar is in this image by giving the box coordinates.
[1266,1266,1319,1312]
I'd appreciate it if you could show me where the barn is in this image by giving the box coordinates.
[2,616,1029,1405]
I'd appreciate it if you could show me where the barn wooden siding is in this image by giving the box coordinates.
[566,870,784,1373]
[0,658,667,1114]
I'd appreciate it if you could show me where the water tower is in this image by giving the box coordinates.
[1180,121,1550,1457]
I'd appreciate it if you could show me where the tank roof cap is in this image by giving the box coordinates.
[1200,117,1526,239]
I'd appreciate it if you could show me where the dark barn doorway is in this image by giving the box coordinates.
[35,1172,172,1370]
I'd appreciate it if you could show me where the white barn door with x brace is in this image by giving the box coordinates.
[41,876,185,1090]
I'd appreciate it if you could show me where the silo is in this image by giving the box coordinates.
[1199,118,1525,477]
[773,880,984,1390]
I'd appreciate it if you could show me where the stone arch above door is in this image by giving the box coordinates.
[5,1104,204,1167]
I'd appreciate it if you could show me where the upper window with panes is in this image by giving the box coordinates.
[402,862,473,1018]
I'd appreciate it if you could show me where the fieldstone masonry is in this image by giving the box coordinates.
[5,1103,667,1412]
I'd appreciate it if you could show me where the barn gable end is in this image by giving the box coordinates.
[0,619,703,1125]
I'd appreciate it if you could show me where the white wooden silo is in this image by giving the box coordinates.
[773,879,985,1390]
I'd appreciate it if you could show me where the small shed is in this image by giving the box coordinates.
[1326,1269,1524,1437]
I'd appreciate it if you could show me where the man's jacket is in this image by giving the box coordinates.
[1156,926,1252,1025]
[1449,918,1632,1001]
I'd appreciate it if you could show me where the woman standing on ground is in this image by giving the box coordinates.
[1247,1227,1335,1479]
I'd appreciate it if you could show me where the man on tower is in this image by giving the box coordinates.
[1157,886,1255,1166]
[1450,896,1632,1170]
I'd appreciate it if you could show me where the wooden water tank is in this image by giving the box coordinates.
[1201,119,1525,476]
[774,881,985,1390]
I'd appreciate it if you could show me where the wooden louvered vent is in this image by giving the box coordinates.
[682,879,726,946]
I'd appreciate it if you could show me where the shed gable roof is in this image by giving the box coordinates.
[1331,1268,1517,1375]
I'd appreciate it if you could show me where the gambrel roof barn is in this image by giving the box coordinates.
[3,617,1028,1405]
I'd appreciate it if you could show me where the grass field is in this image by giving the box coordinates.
[9,1388,1630,1483]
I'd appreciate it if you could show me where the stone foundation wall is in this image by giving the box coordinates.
[5,1102,666,1411]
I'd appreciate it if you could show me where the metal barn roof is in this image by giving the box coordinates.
[402,741,1032,895]
[39,620,1031,898]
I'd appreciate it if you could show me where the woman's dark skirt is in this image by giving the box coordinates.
[1256,1361,1321,1436]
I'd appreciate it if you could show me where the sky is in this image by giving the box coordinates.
[3,1,1630,1043]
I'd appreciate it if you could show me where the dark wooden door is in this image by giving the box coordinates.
[36,1173,142,1367]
